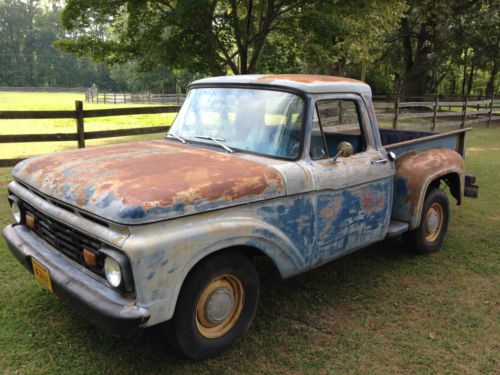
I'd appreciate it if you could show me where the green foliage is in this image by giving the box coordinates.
[0,0,114,88]
[387,0,500,95]
[299,1,407,75]
[0,0,498,95]
[58,0,310,75]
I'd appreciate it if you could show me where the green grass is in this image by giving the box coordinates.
[0,91,176,159]
[0,93,499,374]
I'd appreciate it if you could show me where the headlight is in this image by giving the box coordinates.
[101,248,134,292]
[8,195,22,223]
[104,256,122,288]
[11,201,21,223]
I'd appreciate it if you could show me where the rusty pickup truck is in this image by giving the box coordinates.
[2,74,478,360]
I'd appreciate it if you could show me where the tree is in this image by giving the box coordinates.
[297,0,406,80]
[0,0,115,87]
[387,0,498,96]
[56,0,307,76]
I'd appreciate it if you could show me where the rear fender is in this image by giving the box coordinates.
[392,148,464,229]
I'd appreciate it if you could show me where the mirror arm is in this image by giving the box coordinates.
[331,150,344,164]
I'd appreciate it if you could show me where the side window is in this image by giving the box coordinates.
[316,99,366,156]
[310,105,327,160]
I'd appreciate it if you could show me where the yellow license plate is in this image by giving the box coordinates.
[31,258,53,292]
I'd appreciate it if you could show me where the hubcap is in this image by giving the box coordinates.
[424,203,444,242]
[205,287,234,324]
[196,274,244,339]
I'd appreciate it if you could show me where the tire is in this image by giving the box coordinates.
[168,251,259,361]
[404,188,450,254]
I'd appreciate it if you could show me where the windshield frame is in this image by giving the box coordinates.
[169,83,310,161]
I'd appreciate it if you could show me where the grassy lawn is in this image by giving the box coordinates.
[0,91,176,159]
[0,93,498,373]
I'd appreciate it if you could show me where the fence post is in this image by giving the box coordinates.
[461,95,468,128]
[338,100,344,124]
[75,100,85,149]
[432,95,438,131]
[487,96,494,128]
[114,92,117,104]
[392,95,400,129]
[96,90,99,104]
[123,93,126,104]
[103,92,107,104]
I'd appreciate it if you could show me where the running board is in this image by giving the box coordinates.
[386,220,409,238]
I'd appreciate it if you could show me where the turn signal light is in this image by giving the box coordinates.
[83,248,97,267]
[25,213,35,230]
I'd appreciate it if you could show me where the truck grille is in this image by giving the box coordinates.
[24,203,104,272]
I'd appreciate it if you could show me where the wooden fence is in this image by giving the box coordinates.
[0,100,180,167]
[1,96,499,168]
[373,96,500,130]
[85,90,186,105]
[0,86,87,93]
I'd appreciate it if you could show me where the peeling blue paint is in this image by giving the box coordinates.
[119,205,146,220]
[315,180,392,263]
[257,194,315,267]
[392,176,411,222]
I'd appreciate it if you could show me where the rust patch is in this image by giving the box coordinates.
[319,195,344,218]
[395,148,464,218]
[256,74,364,85]
[14,140,285,223]
[359,187,386,213]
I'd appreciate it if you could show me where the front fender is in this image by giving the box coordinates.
[123,210,309,325]
[392,148,464,228]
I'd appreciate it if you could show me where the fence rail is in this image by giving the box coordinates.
[85,89,186,105]
[0,86,87,93]
[0,100,180,167]
[373,95,500,131]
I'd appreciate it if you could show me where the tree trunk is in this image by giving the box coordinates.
[329,58,346,76]
[393,72,401,95]
[461,48,468,96]
[360,62,367,82]
[486,62,498,97]
[467,64,475,95]
[401,18,413,73]
[401,23,433,96]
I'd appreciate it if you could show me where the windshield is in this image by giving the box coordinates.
[168,87,304,159]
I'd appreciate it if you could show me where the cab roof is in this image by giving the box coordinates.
[191,74,371,95]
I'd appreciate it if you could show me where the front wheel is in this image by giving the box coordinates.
[168,252,259,361]
[404,188,450,254]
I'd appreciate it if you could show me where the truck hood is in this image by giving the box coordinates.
[12,141,285,225]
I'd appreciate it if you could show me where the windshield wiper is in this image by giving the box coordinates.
[166,132,187,144]
[195,135,233,153]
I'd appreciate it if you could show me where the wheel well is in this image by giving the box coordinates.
[188,245,282,275]
[429,172,461,205]
[174,245,281,313]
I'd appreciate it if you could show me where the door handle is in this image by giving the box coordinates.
[371,158,388,164]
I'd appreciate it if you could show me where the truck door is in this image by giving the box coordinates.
[308,94,394,265]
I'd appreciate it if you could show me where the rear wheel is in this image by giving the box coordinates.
[168,252,259,361]
[404,188,450,254]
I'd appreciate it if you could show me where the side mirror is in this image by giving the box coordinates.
[332,141,353,163]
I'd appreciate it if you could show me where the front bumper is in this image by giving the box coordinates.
[2,224,150,337]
